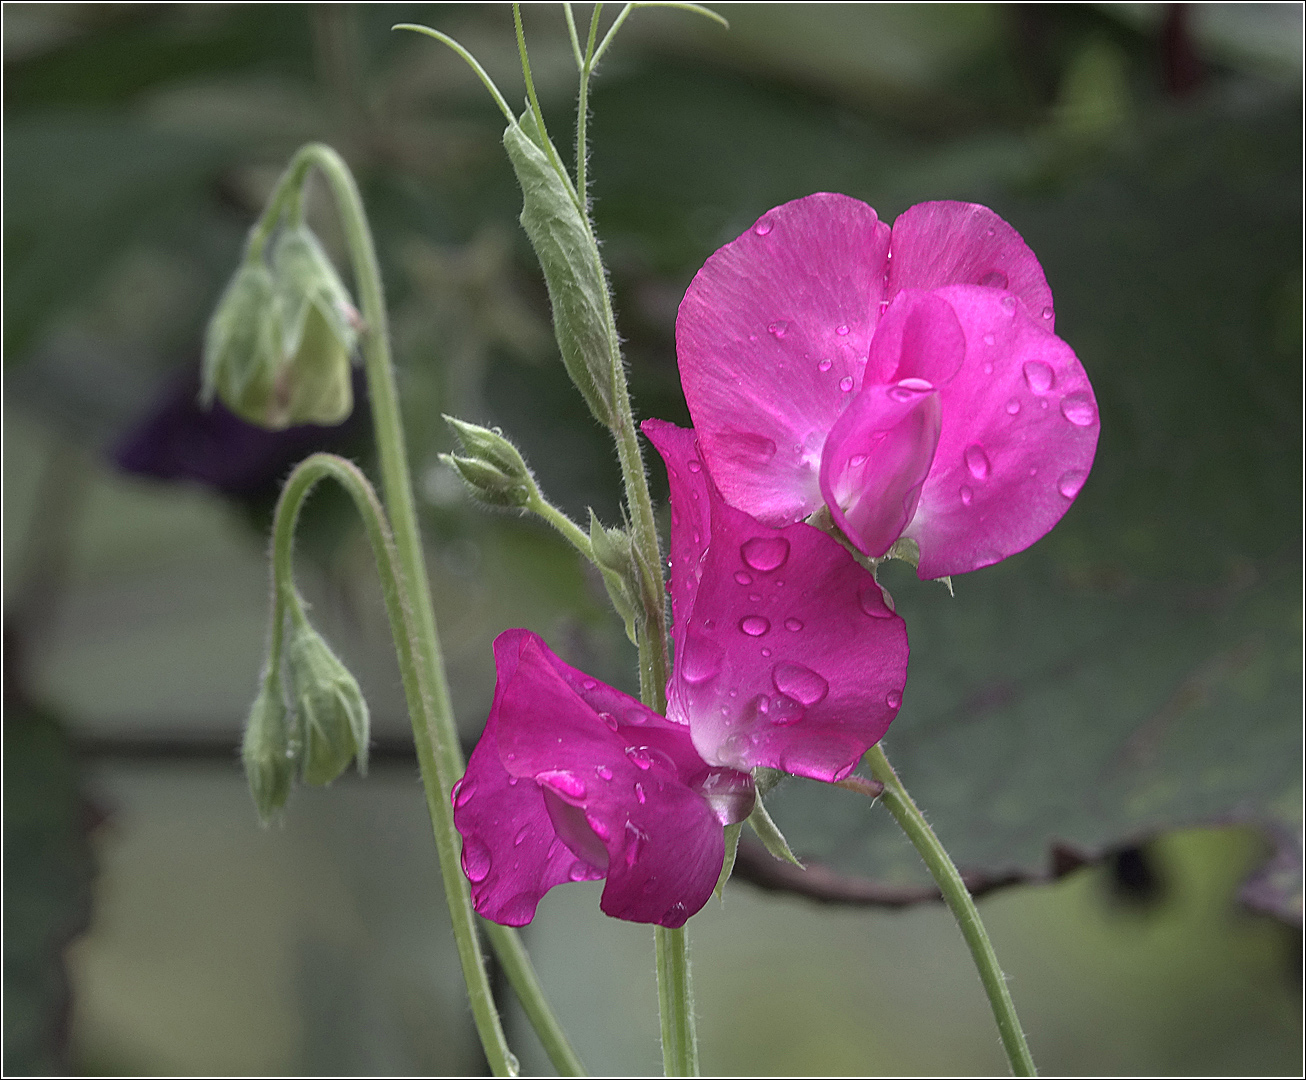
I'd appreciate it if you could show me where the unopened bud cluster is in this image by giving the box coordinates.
[203,223,359,429]
[441,415,539,508]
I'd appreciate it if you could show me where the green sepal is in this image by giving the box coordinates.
[747,794,802,868]
[588,510,642,646]
[503,109,615,428]
[241,677,296,823]
[286,620,370,786]
[201,262,285,425]
[714,822,743,901]
[442,415,538,508]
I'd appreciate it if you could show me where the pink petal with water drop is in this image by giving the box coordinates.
[455,629,740,927]
[899,285,1099,578]
[677,193,891,525]
[887,201,1055,327]
[644,420,909,784]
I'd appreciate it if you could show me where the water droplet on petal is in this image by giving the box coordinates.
[741,535,790,571]
[582,678,598,690]
[625,745,676,774]
[734,571,753,586]
[740,615,771,637]
[1001,295,1017,313]
[767,694,805,726]
[784,617,804,632]
[597,765,613,781]
[569,861,593,882]
[1041,306,1054,321]
[635,782,646,804]
[454,779,477,808]
[835,324,850,336]
[1005,398,1020,415]
[585,813,610,842]
[1022,360,1054,393]
[462,838,491,882]
[960,485,973,506]
[1060,392,1096,427]
[979,270,1008,288]
[985,226,996,237]
[754,217,773,236]
[849,453,868,468]
[687,459,702,473]
[982,332,996,346]
[760,647,772,657]
[886,689,903,709]
[817,358,833,372]
[599,711,619,731]
[507,776,519,786]
[964,444,991,480]
[983,362,994,375]
[767,320,789,339]
[1057,470,1087,499]
[839,376,855,392]
[680,634,723,684]
[773,662,829,706]
[514,825,530,847]
[624,822,646,868]
[858,583,894,617]
[537,770,586,799]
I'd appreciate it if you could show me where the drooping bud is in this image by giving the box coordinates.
[201,263,285,425]
[503,110,616,427]
[442,415,538,508]
[588,510,643,646]
[269,225,359,427]
[286,621,370,786]
[241,678,296,822]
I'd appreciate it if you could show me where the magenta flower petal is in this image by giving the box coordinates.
[644,419,909,784]
[899,285,1099,578]
[454,629,746,928]
[887,201,1055,327]
[677,193,891,525]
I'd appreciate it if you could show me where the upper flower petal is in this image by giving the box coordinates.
[899,285,1100,578]
[887,201,1055,328]
[644,419,909,784]
[456,629,732,927]
[677,193,891,525]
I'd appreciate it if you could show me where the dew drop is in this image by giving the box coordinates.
[1057,469,1087,499]
[599,711,619,732]
[514,825,530,847]
[839,375,855,392]
[687,459,702,473]
[760,647,772,657]
[680,636,723,685]
[1005,398,1021,415]
[754,217,773,236]
[886,689,903,710]
[835,323,850,336]
[978,270,1008,288]
[848,453,868,468]
[507,776,519,786]
[960,485,973,506]
[772,662,829,706]
[462,838,491,882]
[453,779,477,808]
[734,571,753,586]
[596,765,613,781]
[817,358,833,372]
[1041,306,1054,321]
[1060,392,1096,427]
[858,583,895,617]
[767,694,805,726]
[538,770,586,799]
[1022,360,1054,393]
[585,813,611,842]
[568,862,593,882]
[964,444,991,480]
[739,615,771,637]
[985,226,996,237]
[748,593,762,603]
[582,678,598,690]
[983,362,994,375]
[982,332,996,346]
[741,535,790,571]
[635,782,646,804]
[1001,295,1017,313]
[624,823,646,868]
[784,617,804,632]
[767,320,789,339]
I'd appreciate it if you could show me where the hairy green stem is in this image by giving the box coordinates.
[255,144,583,1077]
[865,743,1037,1077]
[655,925,700,1076]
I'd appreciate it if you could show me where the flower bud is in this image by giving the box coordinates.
[241,679,295,822]
[269,225,359,427]
[201,263,285,426]
[287,622,370,786]
[588,510,642,646]
[442,415,537,508]
[503,110,616,427]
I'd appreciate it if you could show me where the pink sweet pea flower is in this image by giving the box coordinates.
[454,425,910,928]
[676,194,1099,579]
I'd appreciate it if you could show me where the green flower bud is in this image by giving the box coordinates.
[287,621,370,786]
[503,110,616,427]
[241,678,295,823]
[588,510,642,646]
[201,263,285,425]
[270,225,359,427]
[442,415,538,508]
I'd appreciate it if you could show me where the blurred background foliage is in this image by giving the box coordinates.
[3,2,1301,1075]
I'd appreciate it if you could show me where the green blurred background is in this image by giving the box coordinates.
[3,3,1301,1075]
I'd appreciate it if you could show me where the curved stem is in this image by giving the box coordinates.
[393,24,516,124]
[270,144,582,1077]
[865,744,1037,1077]
[514,3,585,215]
[270,454,516,1076]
